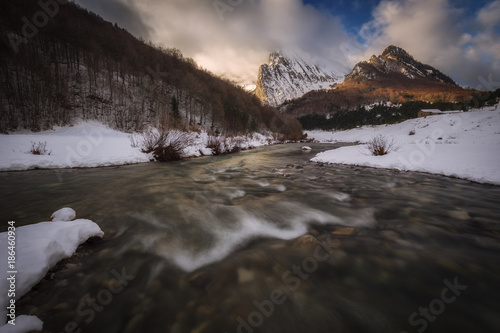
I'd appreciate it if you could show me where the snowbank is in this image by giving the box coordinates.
[0,121,276,171]
[0,210,104,332]
[307,106,500,185]
[0,121,150,171]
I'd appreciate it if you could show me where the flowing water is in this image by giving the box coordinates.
[1,143,500,333]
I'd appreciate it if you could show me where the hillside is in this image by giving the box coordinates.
[280,46,476,117]
[309,105,500,185]
[0,0,302,138]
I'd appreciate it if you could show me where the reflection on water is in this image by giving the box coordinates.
[1,143,500,333]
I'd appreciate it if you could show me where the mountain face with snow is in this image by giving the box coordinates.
[280,45,475,117]
[255,52,348,106]
[345,45,456,85]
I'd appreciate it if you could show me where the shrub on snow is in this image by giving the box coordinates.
[136,127,193,162]
[366,135,400,156]
[29,141,51,155]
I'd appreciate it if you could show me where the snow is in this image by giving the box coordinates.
[0,121,150,171]
[50,207,76,222]
[0,210,104,332]
[259,51,348,106]
[307,106,500,185]
[0,121,277,171]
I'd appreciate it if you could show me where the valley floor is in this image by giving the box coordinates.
[307,105,500,185]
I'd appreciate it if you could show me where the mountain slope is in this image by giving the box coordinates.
[281,46,475,117]
[255,51,347,106]
[0,0,302,138]
[345,45,456,85]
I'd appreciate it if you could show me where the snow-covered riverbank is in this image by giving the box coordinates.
[0,121,275,171]
[0,209,103,333]
[307,106,500,185]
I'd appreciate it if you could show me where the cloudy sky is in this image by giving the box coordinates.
[75,0,500,90]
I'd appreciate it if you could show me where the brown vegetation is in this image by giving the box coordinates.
[281,77,476,117]
[366,135,400,156]
[29,141,51,155]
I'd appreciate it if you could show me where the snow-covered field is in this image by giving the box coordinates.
[307,106,500,185]
[0,121,275,171]
[0,208,103,333]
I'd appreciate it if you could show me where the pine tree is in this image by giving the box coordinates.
[171,95,179,119]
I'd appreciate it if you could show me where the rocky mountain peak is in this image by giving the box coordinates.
[381,45,412,59]
[255,51,348,106]
[268,51,287,66]
[346,45,456,86]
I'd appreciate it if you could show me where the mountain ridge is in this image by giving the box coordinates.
[345,45,456,85]
[255,51,347,106]
[278,45,476,117]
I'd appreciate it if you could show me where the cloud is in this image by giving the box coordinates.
[89,0,352,86]
[356,0,500,89]
[74,0,500,90]
[477,0,500,30]
[74,0,152,40]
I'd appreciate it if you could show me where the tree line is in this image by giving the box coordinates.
[299,92,500,131]
[0,0,302,138]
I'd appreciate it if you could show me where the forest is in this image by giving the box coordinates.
[299,90,500,131]
[0,0,302,138]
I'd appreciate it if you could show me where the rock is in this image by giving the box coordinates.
[332,228,356,236]
[191,321,210,333]
[123,314,145,333]
[449,210,471,220]
[187,271,212,290]
[237,267,255,284]
[50,207,76,222]
[293,235,319,251]
[329,250,347,264]
[170,322,185,333]
[54,303,70,311]
[379,230,400,241]
[195,305,214,318]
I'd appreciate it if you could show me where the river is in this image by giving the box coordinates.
[1,143,499,333]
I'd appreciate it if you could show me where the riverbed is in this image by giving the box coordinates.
[1,143,499,333]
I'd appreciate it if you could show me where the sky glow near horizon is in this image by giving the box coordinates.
[75,0,500,90]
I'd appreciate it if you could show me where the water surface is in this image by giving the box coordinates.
[1,143,499,333]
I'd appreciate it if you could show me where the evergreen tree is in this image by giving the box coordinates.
[171,95,179,119]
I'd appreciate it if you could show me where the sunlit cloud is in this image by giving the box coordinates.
[75,0,500,89]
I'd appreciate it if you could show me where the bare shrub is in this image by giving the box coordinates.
[30,141,51,155]
[207,135,233,155]
[207,135,244,155]
[272,133,286,143]
[138,127,193,161]
[366,135,400,156]
[207,135,226,155]
[129,133,140,148]
[139,127,161,153]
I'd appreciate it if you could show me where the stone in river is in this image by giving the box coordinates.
[293,235,319,251]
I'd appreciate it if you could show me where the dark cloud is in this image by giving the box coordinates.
[357,0,500,89]
[74,0,500,89]
[139,0,353,85]
[74,0,152,40]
